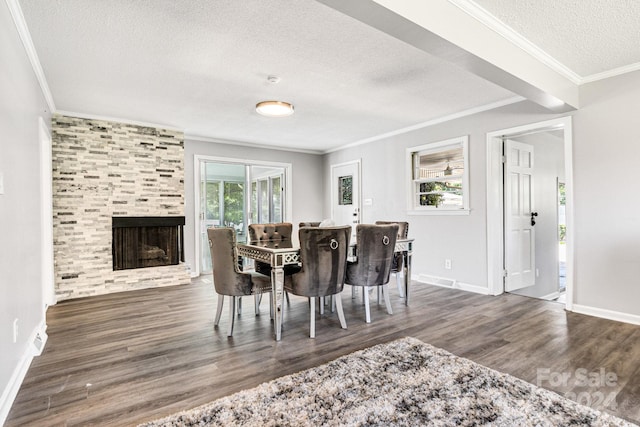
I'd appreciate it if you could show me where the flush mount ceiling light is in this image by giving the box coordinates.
[256,100,295,117]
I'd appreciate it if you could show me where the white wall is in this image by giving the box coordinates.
[510,131,565,299]
[572,70,640,318]
[0,1,51,421]
[324,101,558,289]
[184,140,324,274]
[324,71,640,322]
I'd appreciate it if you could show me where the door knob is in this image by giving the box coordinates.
[531,212,538,226]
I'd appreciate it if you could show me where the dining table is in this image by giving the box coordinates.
[236,237,414,341]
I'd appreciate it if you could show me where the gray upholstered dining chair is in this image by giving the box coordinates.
[248,222,293,242]
[248,222,294,276]
[298,221,341,315]
[247,222,297,306]
[375,221,409,297]
[207,227,272,337]
[345,223,398,323]
[298,221,321,228]
[284,225,351,338]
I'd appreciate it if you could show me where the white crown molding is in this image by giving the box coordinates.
[6,0,56,112]
[186,133,323,155]
[55,110,183,132]
[324,96,524,154]
[447,0,583,85]
[581,61,640,84]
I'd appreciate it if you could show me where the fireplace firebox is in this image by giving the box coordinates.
[112,216,185,271]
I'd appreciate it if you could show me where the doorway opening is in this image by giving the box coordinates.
[486,116,574,310]
[193,156,292,276]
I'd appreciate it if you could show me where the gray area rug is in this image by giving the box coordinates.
[140,337,635,426]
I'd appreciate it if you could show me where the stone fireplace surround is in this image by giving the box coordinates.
[52,115,190,301]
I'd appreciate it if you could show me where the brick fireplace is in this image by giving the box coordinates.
[52,115,190,301]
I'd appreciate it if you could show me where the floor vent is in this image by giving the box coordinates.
[31,331,47,356]
[418,274,456,288]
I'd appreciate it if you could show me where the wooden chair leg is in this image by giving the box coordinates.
[335,294,347,329]
[228,296,236,337]
[351,286,355,299]
[363,286,371,323]
[237,297,242,315]
[309,297,316,338]
[254,294,260,315]
[214,294,224,326]
[377,287,381,304]
[320,297,325,315]
[383,284,393,315]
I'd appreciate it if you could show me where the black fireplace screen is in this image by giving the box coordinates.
[112,216,185,271]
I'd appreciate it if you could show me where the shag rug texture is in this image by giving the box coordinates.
[140,337,635,426]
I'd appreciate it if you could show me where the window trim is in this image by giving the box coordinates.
[406,136,470,215]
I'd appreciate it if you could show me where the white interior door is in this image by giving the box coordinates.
[331,160,360,241]
[504,139,536,292]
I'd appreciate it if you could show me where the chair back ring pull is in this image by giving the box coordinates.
[330,239,339,250]
[382,235,390,245]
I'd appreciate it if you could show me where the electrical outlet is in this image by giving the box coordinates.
[13,318,19,343]
[445,259,452,270]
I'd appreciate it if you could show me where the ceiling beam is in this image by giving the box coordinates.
[318,0,578,112]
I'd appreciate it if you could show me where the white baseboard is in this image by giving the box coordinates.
[0,319,48,425]
[456,281,491,295]
[571,304,640,326]
[539,291,561,301]
[413,274,490,295]
[190,271,199,278]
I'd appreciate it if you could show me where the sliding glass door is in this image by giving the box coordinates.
[197,159,289,274]
[250,166,284,224]
[199,162,247,273]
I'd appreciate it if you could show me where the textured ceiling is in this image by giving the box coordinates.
[471,0,640,77]
[17,0,640,152]
[18,0,515,152]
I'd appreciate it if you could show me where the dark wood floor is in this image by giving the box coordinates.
[7,277,640,426]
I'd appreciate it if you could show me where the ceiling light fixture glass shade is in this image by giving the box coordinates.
[256,100,294,117]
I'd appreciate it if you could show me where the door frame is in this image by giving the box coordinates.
[330,159,362,227]
[486,116,574,310]
[193,155,292,276]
